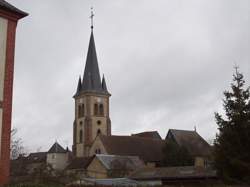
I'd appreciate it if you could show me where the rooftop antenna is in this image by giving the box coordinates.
[90,7,94,30]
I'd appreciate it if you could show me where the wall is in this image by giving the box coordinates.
[87,156,107,179]
[46,153,68,170]
[0,16,8,155]
[75,93,110,157]
[89,136,107,156]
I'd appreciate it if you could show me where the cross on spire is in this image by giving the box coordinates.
[90,7,94,30]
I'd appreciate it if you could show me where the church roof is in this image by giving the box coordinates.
[99,135,166,163]
[165,129,211,157]
[75,31,109,96]
[66,156,93,170]
[0,0,28,18]
[48,142,66,153]
[132,131,162,140]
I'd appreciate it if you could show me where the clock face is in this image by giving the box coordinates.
[97,97,102,103]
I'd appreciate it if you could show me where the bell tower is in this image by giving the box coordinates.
[72,10,111,157]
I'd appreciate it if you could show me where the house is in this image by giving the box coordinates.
[0,0,28,184]
[129,166,217,186]
[87,154,144,179]
[66,156,93,177]
[165,129,212,167]
[46,142,71,170]
[11,141,71,181]
[11,152,46,177]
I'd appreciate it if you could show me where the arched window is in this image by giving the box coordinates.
[99,104,104,116]
[97,129,101,136]
[95,148,101,154]
[79,129,83,143]
[94,103,98,115]
[82,104,85,116]
[78,105,82,118]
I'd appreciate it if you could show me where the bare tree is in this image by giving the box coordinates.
[11,128,26,159]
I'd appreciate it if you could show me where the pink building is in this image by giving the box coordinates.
[0,1,27,184]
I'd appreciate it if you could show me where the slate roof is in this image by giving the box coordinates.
[166,129,212,157]
[81,178,139,186]
[129,166,217,180]
[95,154,144,170]
[0,0,28,17]
[47,142,66,153]
[27,152,47,163]
[75,31,109,96]
[99,135,166,163]
[66,156,93,170]
[132,131,162,140]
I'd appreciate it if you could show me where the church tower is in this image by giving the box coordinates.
[72,12,111,157]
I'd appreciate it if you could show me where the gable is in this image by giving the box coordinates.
[89,135,108,156]
[165,129,211,157]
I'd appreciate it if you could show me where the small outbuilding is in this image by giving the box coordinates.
[87,154,145,179]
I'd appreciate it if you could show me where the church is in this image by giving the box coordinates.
[68,13,212,172]
[10,10,213,183]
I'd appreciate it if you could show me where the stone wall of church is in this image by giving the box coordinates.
[74,94,110,157]
[89,136,107,156]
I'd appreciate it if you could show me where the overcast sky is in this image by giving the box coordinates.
[7,0,250,152]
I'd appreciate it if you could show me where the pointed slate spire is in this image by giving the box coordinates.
[76,76,82,94]
[81,31,102,92]
[102,74,108,92]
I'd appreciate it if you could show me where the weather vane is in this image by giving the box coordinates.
[90,7,94,30]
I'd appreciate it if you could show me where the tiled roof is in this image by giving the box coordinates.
[132,131,162,140]
[95,154,144,170]
[66,156,93,170]
[99,135,166,162]
[27,152,47,163]
[0,0,28,17]
[166,129,212,157]
[129,166,217,180]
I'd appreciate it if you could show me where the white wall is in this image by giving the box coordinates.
[46,153,68,170]
[0,17,8,156]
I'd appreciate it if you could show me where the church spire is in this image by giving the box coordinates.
[102,74,108,92]
[90,7,94,30]
[79,9,109,95]
[76,76,82,94]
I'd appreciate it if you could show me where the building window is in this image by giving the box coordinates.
[97,120,101,125]
[78,104,85,118]
[79,121,83,126]
[99,104,104,116]
[78,105,82,118]
[52,154,56,159]
[94,103,98,115]
[97,129,101,135]
[95,148,101,154]
[82,104,85,116]
[79,129,83,143]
